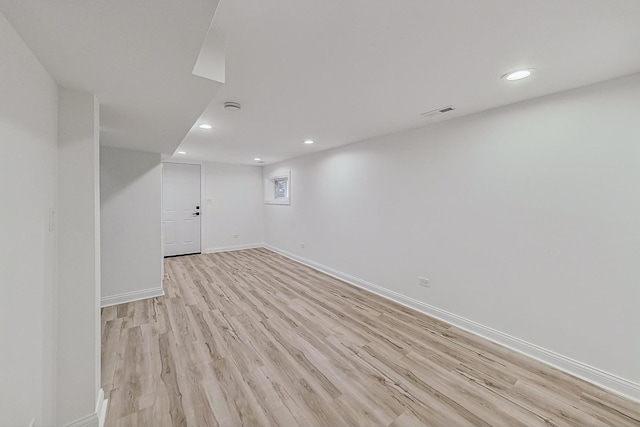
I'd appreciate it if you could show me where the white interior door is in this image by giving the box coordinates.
[163,163,201,257]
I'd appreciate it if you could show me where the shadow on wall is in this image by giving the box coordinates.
[100,146,162,204]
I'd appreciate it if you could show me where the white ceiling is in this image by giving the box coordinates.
[0,0,222,154]
[176,0,640,165]
[2,1,640,163]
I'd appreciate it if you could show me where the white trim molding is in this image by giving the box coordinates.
[65,388,107,427]
[263,244,640,403]
[101,287,164,307]
[65,413,97,427]
[204,243,264,254]
[96,388,108,427]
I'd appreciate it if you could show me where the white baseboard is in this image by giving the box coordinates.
[204,243,264,254]
[64,388,107,427]
[263,244,640,403]
[65,413,98,427]
[96,388,108,427]
[101,287,164,307]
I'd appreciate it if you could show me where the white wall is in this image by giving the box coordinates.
[101,147,163,305]
[203,162,263,252]
[264,74,640,390]
[57,88,101,426]
[0,12,59,427]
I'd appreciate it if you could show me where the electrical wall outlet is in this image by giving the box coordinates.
[418,277,430,288]
[301,243,305,249]
[233,234,239,239]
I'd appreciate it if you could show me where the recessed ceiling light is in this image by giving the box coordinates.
[304,140,314,144]
[254,157,261,161]
[502,69,534,81]
[199,124,212,129]
[177,151,186,154]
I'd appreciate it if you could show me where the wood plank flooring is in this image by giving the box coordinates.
[102,248,640,426]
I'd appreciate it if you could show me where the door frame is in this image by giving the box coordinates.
[161,160,206,258]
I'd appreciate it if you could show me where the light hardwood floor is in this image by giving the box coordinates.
[102,248,640,426]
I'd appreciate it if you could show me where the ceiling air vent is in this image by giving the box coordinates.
[421,105,455,118]
[224,101,242,111]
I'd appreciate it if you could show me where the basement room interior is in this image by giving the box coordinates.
[1,1,639,426]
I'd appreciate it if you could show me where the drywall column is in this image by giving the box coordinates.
[100,147,163,305]
[0,11,59,427]
[57,88,101,426]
